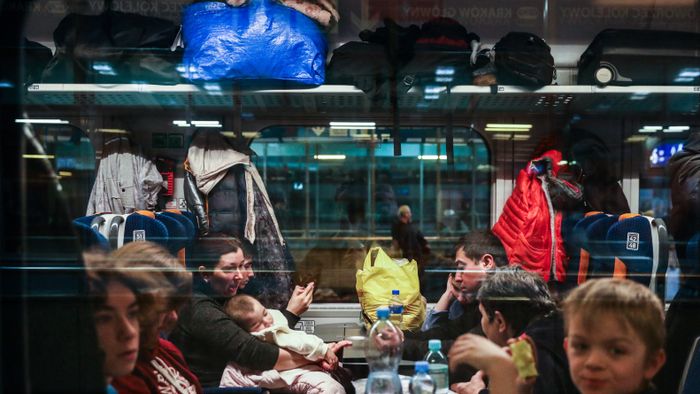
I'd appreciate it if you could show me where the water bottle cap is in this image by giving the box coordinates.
[376,307,390,319]
[392,289,400,295]
[414,361,429,373]
[429,339,442,351]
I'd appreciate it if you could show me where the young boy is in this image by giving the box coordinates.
[220,294,346,394]
[562,278,667,394]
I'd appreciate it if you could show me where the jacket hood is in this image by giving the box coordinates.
[187,131,251,195]
[669,132,700,181]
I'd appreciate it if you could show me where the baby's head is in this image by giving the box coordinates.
[225,294,274,333]
[562,278,666,394]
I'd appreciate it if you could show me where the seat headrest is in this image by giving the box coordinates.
[72,218,109,251]
[155,213,188,253]
[160,211,196,241]
[607,215,656,288]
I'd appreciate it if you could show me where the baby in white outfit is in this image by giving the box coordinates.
[219,294,346,394]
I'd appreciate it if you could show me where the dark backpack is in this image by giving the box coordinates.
[42,11,182,84]
[494,32,555,86]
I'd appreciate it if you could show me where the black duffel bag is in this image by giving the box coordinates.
[42,11,182,84]
[493,32,555,86]
[326,19,420,101]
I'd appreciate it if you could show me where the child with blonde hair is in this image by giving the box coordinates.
[562,278,666,394]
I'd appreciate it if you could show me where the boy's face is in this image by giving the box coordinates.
[478,303,509,346]
[566,312,665,394]
[247,300,274,333]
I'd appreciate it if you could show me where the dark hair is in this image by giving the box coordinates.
[109,241,193,351]
[190,233,253,271]
[224,294,259,332]
[477,266,556,336]
[455,230,508,267]
[85,252,163,348]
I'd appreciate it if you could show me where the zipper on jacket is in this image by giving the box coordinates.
[539,176,558,282]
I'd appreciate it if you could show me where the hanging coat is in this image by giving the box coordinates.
[492,150,568,282]
[86,136,164,215]
[185,131,292,309]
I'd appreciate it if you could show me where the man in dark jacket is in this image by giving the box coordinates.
[451,267,577,394]
[415,230,509,337]
[391,205,430,275]
[656,132,700,394]
[403,230,508,383]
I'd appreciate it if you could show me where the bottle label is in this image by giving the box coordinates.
[428,363,449,393]
[389,304,404,314]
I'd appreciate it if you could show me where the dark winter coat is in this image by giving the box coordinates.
[668,132,700,264]
[170,281,300,387]
[185,132,294,309]
[523,312,578,394]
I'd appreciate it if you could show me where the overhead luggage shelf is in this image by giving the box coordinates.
[25,83,700,116]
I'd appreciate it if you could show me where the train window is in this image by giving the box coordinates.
[5,0,700,392]
[251,126,490,301]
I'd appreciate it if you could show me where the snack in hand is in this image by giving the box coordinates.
[509,334,538,379]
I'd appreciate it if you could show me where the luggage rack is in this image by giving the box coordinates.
[24,83,700,117]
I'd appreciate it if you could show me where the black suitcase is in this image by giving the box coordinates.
[578,29,700,86]
[493,32,555,86]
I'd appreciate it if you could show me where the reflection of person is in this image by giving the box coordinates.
[391,205,430,270]
[221,294,350,393]
[460,267,576,394]
[169,235,319,387]
[439,208,469,236]
[109,242,202,394]
[658,131,700,393]
[567,129,630,215]
[86,258,142,390]
[563,279,666,394]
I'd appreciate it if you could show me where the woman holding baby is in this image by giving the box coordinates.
[169,233,350,391]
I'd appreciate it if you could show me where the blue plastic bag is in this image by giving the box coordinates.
[182,0,327,84]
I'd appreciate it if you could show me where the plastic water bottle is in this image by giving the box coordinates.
[409,361,435,394]
[365,307,403,394]
[389,289,404,330]
[425,339,449,394]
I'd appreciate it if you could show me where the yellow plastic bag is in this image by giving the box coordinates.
[356,247,426,332]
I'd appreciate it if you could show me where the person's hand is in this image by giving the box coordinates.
[451,371,487,394]
[318,340,351,371]
[515,375,536,394]
[329,340,352,354]
[450,334,522,394]
[446,273,460,300]
[449,334,511,373]
[506,338,537,394]
[286,282,315,316]
[324,348,338,368]
[372,326,404,351]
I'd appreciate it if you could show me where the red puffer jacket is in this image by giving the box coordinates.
[493,150,568,282]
